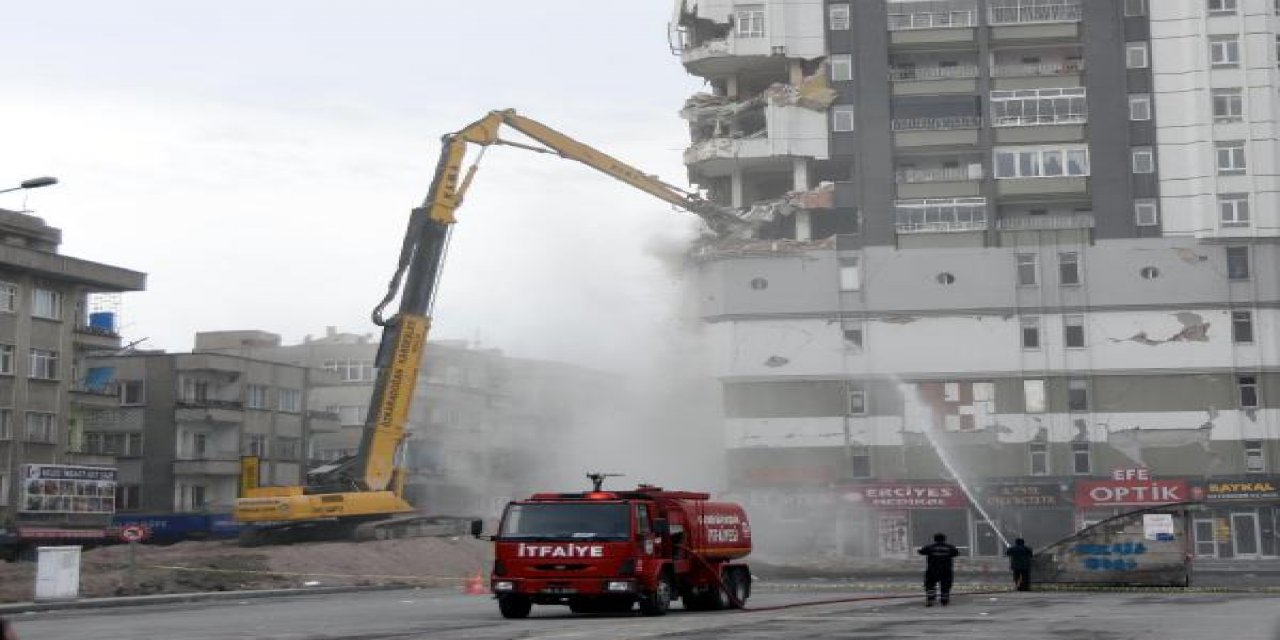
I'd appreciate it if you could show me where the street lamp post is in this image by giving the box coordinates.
[0,176,58,195]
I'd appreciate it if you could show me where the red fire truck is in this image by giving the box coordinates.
[484,474,753,618]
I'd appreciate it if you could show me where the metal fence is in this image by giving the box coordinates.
[988,2,1082,24]
[891,115,982,131]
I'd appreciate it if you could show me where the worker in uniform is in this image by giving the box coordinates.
[918,532,959,606]
[1005,538,1034,591]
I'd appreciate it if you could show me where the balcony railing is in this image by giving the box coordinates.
[889,64,980,81]
[895,166,983,183]
[988,2,1082,24]
[896,219,988,233]
[892,115,982,131]
[992,113,1087,127]
[888,10,977,30]
[176,450,240,461]
[991,60,1084,77]
[177,399,243,410]
[895,197,988,233]
[996,213,1095,231]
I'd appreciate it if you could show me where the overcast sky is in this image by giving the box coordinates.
[0,1,709,372]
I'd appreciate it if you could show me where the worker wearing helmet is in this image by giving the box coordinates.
[918,532,959,606]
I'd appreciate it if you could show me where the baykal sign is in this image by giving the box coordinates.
[514,543,605,559]
[1076,468,1187,508]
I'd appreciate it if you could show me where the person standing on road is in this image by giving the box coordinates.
[918,532,959,607]
[1,616,18,640]
[1006,538,1034,591]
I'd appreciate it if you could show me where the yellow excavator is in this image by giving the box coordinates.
[232,109,754,544]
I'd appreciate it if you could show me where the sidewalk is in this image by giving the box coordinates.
[0,584,427,615]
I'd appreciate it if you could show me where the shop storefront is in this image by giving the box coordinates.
[1075,468,1189,529]
[840,482,969,557]
[971,480,1075,555]
[1188,476,1280,559]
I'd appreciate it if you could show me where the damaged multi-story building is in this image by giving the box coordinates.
[673,0,1280,560]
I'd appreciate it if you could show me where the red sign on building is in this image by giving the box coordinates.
[1076,477,1188,508]
[842,483,968,509]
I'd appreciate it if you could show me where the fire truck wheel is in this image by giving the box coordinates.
[497,594,532,619]
[638,574,673,617]
[726,569,749,609]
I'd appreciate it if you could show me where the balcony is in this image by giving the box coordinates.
[685,105,829,176]
[73,324,122,350]
[996,213,1095,231]
[892,115,981,132]
[890,64,979,82]
[896,166,983,184]
[894,197,989,234]
[988,2,1082,24]
[895,165,984,198]
[892,116,982,148]
[176,399,244,425]
[174,453,242,476]
[888,10,977,31]
[991,60,1084,78]
[889,64,980,96]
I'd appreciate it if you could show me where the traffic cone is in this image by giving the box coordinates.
[464,571,488,595]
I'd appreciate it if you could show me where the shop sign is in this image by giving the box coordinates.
[842,483,967,509]
[1076,474,1188,508]
[1193,476,1280,502]
[740,466,837,485]
[19,464,117,514]
[976,482,1066,509]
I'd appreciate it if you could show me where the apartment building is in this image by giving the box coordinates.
[0,207,144,547]
[83,349,338,515]
[195,328,616,518]
[672,0,1280,559]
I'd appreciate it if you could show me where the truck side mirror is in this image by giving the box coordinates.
[653,519,669,536]
[470,519,484,538]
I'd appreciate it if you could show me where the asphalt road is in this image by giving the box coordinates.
[6,586,1280,640]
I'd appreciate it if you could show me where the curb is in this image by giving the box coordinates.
[0,583,437,615]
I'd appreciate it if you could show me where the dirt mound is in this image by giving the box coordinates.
[0,536,491,603]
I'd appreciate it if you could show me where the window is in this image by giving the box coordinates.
[0,344,12,375]
[1126,42,1149,69]
[190,485,208,510]
[180,377,210,404]
[1238,375,1259,408]
[1210,36,1240,66]
[1219,195,1250,228]
[829,3,850,30]
[843,324,864,351]
[894,197,988,232]
[323,359,375,382]
[1068,378,1089,412]
[1227,246,1250,279]
[734,5,765,37]
[1029,442,1049,476]
[990,88,1087,126]
[1064,315,1086,348]
[1124,0,1146,15]
[1140,266,1160,280]
[1072,442,1092,474]
[749,278,768,290]
[0,282,16,312]
[246,385,269,409]
[832,105,855,132]
[24,412,55,443]
[831,54,853,82]
[0,408,10,440]
[839,257,861,291]
[1021,317,1041,350]
[31,288,62,320]
[115,485,140,511]
[1016,254,1038,286]
[1216,141,1246,174]
[1245,440,1265,473]
[0,473,8,506]
[1213,88,1243,120]
[278,388,301,413]
[849,446,871,479]
[244,433,268,457]
[1059,252,1081,285]
[120,380,145,405]
[334,405,367,426]
[1208,0,1237,12]
[276,437,302,459]
[85,432,143,456]
[994,146,1089,178]
[1128,94,1151,121]
[1131,147,1155,174]
[1134,199,1159,227]
[847,386,867,415]
[1023,379,1046,413]
[1232,311,1254,343]
[28,348,58,380]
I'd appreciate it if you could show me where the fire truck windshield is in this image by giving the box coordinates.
[499,503,631,540]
